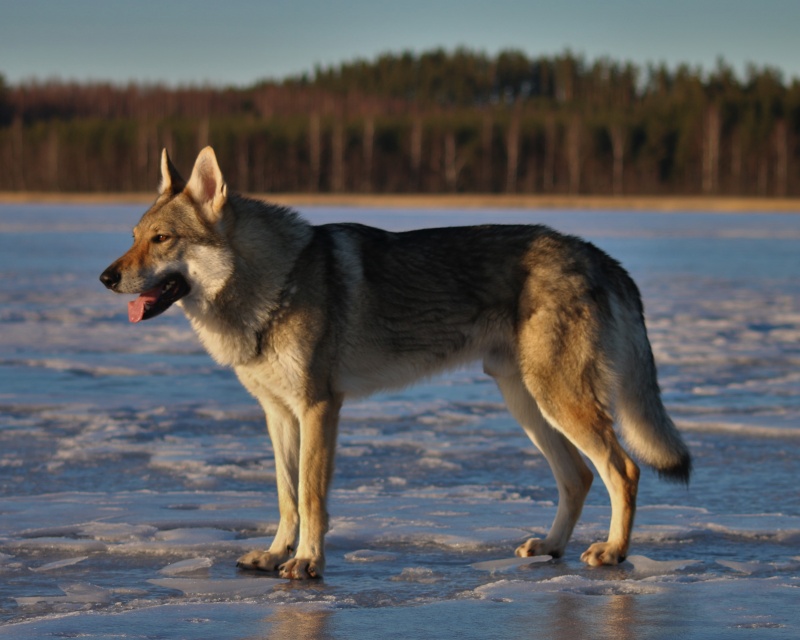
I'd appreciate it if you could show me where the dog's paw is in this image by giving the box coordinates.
[580,542,625,567]
[515,538,562,559]
[236,550,289,572]
[278,557,324,580]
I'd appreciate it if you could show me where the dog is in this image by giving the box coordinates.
[100,147,691,579]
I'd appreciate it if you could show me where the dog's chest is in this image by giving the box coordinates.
[187,316,258,367]
[234,349,309,409]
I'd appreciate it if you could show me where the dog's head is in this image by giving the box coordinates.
[99,147,233,323]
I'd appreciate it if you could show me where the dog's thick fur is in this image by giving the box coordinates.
[100,147,691,579]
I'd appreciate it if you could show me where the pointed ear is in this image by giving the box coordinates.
[185,146,228,221]
[159,148,185,194]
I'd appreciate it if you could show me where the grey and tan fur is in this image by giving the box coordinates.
[100,147,691,579]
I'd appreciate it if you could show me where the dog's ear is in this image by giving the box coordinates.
[159,149,185,195]
[185,146,227,222]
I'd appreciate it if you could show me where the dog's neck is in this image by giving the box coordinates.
[253,273,300,359]
[180,203,313,368]
[180,274,297,367]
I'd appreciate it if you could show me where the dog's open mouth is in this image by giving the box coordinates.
[128,274,190,323]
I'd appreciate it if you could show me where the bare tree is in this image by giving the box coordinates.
[505,108,520,193]
[481,112,493,191]
[729,127,743,194]
[567,115,582,194]
[410,115,423,191]
[543,115,557,193]
[610,123,625,196]
[237,135,250,192]
[444,130,458,191]
[702,104,720,194]
[11,116,26,190]
[774,119,788,197]
[308,113,321,192]
[197,117,210,149]
[45,126,59,190]
[362,116,375,192]
[331,118,345,192]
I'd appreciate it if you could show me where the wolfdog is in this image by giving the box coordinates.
[100,147,691,579]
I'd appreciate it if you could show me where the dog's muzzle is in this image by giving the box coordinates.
[99,267,121,291]
[99,265,190,323]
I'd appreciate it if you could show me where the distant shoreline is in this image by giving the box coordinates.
[2,192,800,213]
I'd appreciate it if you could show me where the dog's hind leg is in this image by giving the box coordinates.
[237,400,300,572]
[490,368,593,559]
[514,290,641,565]
[519,359,640,566]
[544,400,639,566]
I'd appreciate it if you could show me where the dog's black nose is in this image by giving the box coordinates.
[99,268,121,290]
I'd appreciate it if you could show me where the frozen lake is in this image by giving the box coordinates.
[0,203,799,638]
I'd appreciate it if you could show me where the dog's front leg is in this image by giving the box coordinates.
[237,401,300,571]
[279,395,342,579]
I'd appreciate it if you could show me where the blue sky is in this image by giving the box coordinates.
[1,0,798,86]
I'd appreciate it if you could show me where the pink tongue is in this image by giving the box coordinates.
[128,285,162,323]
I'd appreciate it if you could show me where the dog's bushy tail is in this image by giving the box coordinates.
[615,323,692,484]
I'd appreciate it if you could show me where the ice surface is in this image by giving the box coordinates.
[158,557,214,575]
[717,559,765,574]
[474,575,668,599]
[624,555,700,576]
[1,205,799,638]
[343,549,399,563]
[14,583,112,607]
[471,555,553,572]
[148,577,277,597]
[389,567,445,583]
[29,556,89,573]
[713,558,800,575]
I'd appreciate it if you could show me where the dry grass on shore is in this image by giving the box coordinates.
[2,191,800,213]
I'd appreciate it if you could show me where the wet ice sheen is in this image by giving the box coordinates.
[0,205,799,638]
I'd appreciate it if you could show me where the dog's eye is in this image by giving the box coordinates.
[152,234,170,244]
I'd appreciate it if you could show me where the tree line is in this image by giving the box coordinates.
[0,49,798,196]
